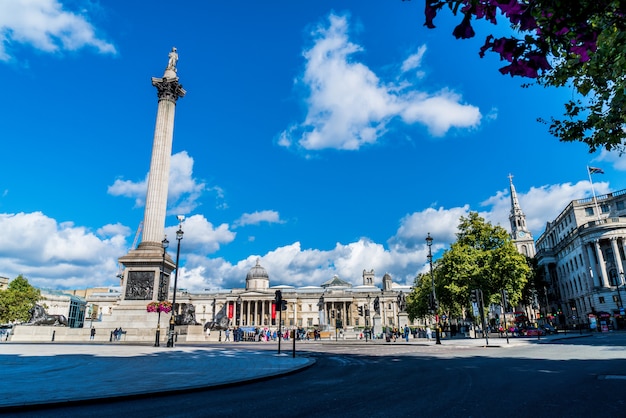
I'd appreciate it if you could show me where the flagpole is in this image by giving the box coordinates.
[587,166,601,221]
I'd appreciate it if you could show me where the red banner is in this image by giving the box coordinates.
[228,302,234,319]
[271,302,276,319]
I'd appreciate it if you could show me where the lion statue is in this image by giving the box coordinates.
[27,304,68,326]
[204,303,230,331]
[175,303,199,326]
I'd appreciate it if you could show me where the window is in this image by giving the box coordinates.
[599,296,605,304]
[585,207,594,216]
[617,201,625,210]
[613,295,619,303]
[601,205,610,213]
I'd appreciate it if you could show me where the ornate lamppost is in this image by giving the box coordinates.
[426,233,441,344]
[154,236,169,347]
[167,218,184,348]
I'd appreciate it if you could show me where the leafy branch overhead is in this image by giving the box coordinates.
[407,0,626,152]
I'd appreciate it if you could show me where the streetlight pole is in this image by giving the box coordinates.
[167,219,184,348]
[366,293,371,342]
[426,233,441,344]
[617,271,624,309]
[155,236,169,347]
[236,295,242,342]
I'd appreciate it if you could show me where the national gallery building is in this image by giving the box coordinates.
[42,262,418,342]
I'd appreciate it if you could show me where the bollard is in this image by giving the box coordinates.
[51,330,55,342]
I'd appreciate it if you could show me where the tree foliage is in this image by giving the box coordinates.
[0,275,41,323]
[412,0,626,152]
[407,212,531,322]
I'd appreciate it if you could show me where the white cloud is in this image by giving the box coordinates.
[234,210,284,227]
[482,180,611,236]
[0,0,116,61]
[597,149,626,171]
[108,151,209,213]
[278,13,481,152]
[401,45,427,73]
[165,214,235,256]
[0,176,612,293]
[0,212,125,289]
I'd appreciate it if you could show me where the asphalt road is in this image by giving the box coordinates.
[8,334,626,418]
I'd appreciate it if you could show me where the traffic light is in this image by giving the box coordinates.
[281,300,287,311]
[470,289,478,303]
[331,310,335,319]
[358,306,364,316]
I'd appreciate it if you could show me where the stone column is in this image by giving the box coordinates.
[118,49,185,303]
[611,238,625,279]
[142,66,186,246]
[595,240,610,287]
[585,243,599,287]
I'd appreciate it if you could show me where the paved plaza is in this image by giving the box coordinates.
[0,333,591,411]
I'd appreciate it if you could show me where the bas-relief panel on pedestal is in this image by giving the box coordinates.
[125,271,155,300]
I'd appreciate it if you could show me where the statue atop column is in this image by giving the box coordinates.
[167,47,178,72]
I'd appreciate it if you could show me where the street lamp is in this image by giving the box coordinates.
[617,271,624,309]
[366,293,371,342]
[237,295,242,326]
[426,232,441,344]
[155,236,169,347]
[166,219,184,348]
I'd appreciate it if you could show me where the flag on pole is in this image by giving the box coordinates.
[588,166,604,175]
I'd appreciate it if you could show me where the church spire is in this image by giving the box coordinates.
[508,174,535,257]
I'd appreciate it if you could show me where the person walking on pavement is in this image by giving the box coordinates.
[426,326,432,341]
[90,326,96,340]
[225,328,231,341]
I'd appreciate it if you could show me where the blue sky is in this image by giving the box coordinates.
[0,0,622,291]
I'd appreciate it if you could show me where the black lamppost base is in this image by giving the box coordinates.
[154,330,161,347]
[167,324,175,347]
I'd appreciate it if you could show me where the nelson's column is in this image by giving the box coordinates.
[118,48,186,306]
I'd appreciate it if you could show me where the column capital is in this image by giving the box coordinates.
[151,77,186,103]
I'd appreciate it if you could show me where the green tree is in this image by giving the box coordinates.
[418,0,626,152]
[407,212,531,321]
[0,275,41,323]
[407,272,433,320]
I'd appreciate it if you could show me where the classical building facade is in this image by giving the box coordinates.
[155,263,416,333]
[535,188,626,329]
[63,262,418,342]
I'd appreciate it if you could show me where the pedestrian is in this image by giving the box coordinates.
[426,326,432,341]
[90,326,96,340]
[225,328,231,341]
[113,328,119,341]
[404,325,410,342]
